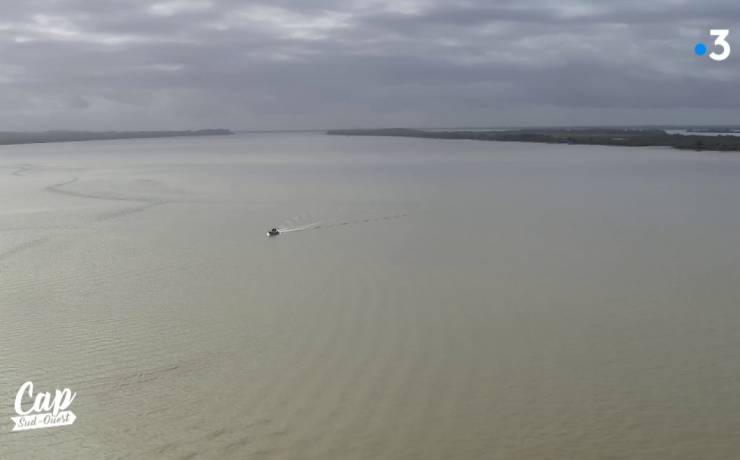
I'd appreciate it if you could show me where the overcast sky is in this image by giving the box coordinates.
[0,0,738,130]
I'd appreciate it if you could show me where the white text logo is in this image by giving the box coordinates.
[695,30,731,61]
[11,381,77,432]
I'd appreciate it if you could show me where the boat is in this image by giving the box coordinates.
[268,228,280,236]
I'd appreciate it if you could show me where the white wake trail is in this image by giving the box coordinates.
[278,222,323,233]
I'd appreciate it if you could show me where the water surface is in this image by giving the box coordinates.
[1,133,740,459]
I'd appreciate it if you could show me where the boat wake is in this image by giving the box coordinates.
[277,222,323,233]
[275,212,409,235]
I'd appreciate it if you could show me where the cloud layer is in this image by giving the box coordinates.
[0,0,738,130]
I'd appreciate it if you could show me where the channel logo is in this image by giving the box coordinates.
[694,29,731,61]
[10,381,77,432]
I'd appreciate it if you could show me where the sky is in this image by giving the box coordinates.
[0,0,738,130]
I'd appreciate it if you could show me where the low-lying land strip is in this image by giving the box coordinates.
[0,129,233,146]
[327,128,740,151]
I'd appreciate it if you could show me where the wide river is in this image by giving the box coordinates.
[1,133,739,459]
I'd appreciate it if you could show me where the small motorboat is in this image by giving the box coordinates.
[268,227,280,237]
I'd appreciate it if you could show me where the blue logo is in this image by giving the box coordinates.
[694,42,707,56]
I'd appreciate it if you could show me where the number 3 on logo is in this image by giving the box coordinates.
[709,29,731,61]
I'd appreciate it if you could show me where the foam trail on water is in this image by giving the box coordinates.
[278,222,323,233]
[274,212,410,235]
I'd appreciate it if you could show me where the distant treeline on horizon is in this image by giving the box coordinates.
[327,128,740,152]
[0,129,233,146]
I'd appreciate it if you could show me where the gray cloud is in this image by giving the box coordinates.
[0,0,738,130]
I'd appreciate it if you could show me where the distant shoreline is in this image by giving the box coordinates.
[0,129,234,146]
[327,128,740,152]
